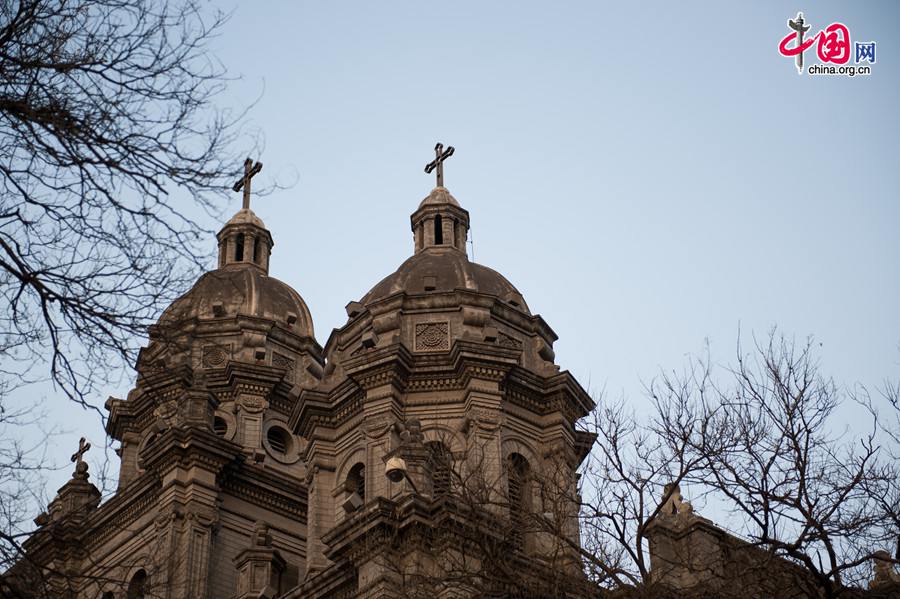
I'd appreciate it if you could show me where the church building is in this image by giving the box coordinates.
[10,148,597,598]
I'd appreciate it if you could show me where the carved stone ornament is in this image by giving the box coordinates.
[415,321,450,352]
[238,394,268,414]
[497,331,523,349]
[272,352,295,381]
[201,344,230,368]
[363,414,394,438]
[467,407,502,432]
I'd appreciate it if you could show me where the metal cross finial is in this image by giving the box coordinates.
[424,143,455,188]
[232,157,263,210]
[71,437,91,468]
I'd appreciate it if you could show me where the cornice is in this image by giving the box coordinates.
[219,462,308,524]
[140,427,243,475]
[84,474,161,551]
[329,289,557,354]
[148,312,323,355]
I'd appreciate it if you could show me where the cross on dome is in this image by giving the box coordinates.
[232,157,263,210]
[424,143,454,188]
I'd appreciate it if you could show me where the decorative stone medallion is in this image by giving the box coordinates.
[415,321,450,352]
[201,344,229,368]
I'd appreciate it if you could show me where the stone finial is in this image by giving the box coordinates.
[661,483,693,517]
[37,438,101,526]
[871,550,900,588]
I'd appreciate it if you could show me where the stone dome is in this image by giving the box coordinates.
[418,186,460,209]
[360,248,530,314]
[224,207,267,228]
[159,265,315,337]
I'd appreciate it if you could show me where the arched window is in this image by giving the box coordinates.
[507,453,531,547]
[434,215,443,244]
[235,233,245,261]
[427,441,453,498]
[253,236,260,263]
[127,569,148,599]
[347,463,365,503]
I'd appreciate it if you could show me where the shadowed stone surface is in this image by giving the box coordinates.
[360,248,529,314]
[159,266,315,338]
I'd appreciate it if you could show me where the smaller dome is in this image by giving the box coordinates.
[418,187,460,209]
[159,266,314,337]
[224,208,267,229]
[361,249,530,314]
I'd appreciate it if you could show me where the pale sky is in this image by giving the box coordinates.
[11,1,899,509]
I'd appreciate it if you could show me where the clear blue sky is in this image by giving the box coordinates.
[18,2,900,504]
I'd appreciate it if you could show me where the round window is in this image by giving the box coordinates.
[267,426,290,455]
[213,416,228,437]
[262,422,301,464]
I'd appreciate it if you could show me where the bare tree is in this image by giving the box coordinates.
[329,333,900,598]
[0,382,54,585]
[0,0,248,593]
[686,334,895,596]
[573,332,899,598]
[0,0,247,408]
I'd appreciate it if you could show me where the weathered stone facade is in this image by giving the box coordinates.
[9,183,596,598]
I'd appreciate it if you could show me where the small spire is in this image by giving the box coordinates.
[218,157,273,273]
[413,144,470,254]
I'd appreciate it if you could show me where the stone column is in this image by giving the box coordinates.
[424,217,435,246]
[442,217,454,249]
[243,234,253,264]
[455,220,466,251]
[414,224,424,253]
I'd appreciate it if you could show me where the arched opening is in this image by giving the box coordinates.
[507,453,532,548]
[253,236,260,263]
[234,233,245,261]
[434,214,443,245]
[127,569,148,599]
[101,592,115,599]
[347,462,365,503]
[213,416,228,437]
[427,441,453,498]
[267,426,290,455]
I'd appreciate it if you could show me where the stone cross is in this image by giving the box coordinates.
[71,437,91,469]
[424,143,454,188]
[232,158,263,210]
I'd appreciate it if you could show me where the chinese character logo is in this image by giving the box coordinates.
[778,12,876,76]
[856,42,876,64]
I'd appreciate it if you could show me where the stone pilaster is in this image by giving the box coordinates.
[234,521,286,599]
[305,465,336,575]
